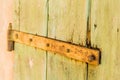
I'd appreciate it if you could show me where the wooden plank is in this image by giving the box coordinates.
[13,0,47,80]
[88,0,120,80]
[13,0,21,80]
[47,0,88,80]
[9,30,100,65]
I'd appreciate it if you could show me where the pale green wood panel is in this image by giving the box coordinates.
[88,0,120,80]
[13,0,47,80]
[13,0,20,30]
[13,0,21,80]
[47,0,88,80]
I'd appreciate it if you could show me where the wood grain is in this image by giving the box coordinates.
[13,0,21,80]
[88,0,120,80]
[47,0,88,80]
[13,0,47,80]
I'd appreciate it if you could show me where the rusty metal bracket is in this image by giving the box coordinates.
[8,27,100,65]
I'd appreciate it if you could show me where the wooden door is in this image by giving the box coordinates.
[13,0,120,80]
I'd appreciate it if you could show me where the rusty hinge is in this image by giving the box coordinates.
[8,26,100,65]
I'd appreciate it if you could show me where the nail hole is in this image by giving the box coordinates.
[117,28,119,32]
[29,38,33,42]
[94,24,97,29]
[67,49,70,53]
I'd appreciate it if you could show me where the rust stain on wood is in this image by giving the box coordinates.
[8,30,100,65]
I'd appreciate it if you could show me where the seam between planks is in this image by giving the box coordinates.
[86,0,92,80]
[46,0,49,80]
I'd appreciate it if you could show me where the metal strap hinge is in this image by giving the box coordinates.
[8,26,100,65]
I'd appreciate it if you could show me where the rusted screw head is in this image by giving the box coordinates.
[29,38,33,42]
[46,43,50,47]
[88,55,96,62]
[67,49,70,53]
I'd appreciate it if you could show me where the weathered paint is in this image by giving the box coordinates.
[47,0,88,80]
[0,0,14,80]
[88,0,120,80]
[1,0,120,80]
[13,0,47,80]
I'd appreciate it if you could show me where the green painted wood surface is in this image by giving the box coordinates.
[13,0,20,80]
[13,0,120,80]
[13,0,47,80]
[88,0,120,80]
[47,0,88,80]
